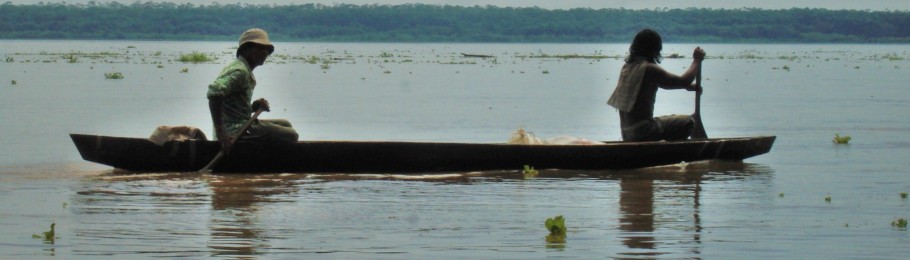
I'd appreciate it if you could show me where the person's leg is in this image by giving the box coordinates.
[621,119,661,142]
[654,115,695,141]
[243,119,299,142]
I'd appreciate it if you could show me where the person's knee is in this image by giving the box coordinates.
[285,130,299,142]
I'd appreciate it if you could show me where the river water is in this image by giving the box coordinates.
[1,41,909,258]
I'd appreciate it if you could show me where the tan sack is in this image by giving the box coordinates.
[149,125,207,146]
[507,128,545,145]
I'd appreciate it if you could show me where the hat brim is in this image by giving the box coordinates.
[239,42,275,55]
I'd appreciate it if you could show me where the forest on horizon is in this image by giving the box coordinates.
[2,2,910,43]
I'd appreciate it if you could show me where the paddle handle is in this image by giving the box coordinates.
[692,61,708,139]
[695,63,702,115]
[199,108,264,173]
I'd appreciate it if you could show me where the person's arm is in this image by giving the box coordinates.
[651,47,705,90]
[208,96,233,154]
[207,68,244,154]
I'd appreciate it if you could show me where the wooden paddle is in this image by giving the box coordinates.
[199,108,265,173]
[691,61,708,139]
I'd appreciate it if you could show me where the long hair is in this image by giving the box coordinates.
[626,29,663,64]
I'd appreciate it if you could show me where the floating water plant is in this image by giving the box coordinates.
[542,70,549,74]
[545,215,566,234]
[833,134,851,144]
[544,215,566,244]
[63,53,79,63]
[779,192,785,198]
[104,72,124,79]
[4,56,13,62]
[901,192,908,199]
[11,80,16,85]
[32,223,56,243]
[523,165,539,178]
[892,218,908,228]
[178,52,214,63]
[825,196,832,203]
[180,68,189,73]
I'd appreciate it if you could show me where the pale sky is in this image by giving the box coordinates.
[8,0,910,11]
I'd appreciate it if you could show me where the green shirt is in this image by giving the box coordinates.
[207,56,255,136]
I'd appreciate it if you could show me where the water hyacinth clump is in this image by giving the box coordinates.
[892,218,908,228]
[545,215,566,244]
[104,72,124,79]
[545,215,566,234]
[522,165,538,178]
[178,52,214,63]
[833,134,851,144]
[32,223,56,244]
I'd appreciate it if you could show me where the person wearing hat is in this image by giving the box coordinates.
[207,28,298,154]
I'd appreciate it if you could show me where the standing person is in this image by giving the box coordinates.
[207,28,298,154]
[607,29,706,142]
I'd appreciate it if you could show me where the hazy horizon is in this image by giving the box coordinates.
[5,0,910,11]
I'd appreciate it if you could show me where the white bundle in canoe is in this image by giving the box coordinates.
[507,128,605,145]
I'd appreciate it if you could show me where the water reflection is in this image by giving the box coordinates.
[207,174,300,257]
[613,161,771,258]
[619,176,656,250]
[67,161,773,258]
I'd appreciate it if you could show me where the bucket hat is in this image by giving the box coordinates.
[238,28,274,54]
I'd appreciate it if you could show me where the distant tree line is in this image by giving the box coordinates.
[2,2,909,42]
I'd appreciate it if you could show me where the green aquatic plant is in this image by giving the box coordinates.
[901,192,908,199]
[779,192,785,198]
[892,218,908,228]
[63,53,79,63]
[542,70,549,74]
[180,68,189,73]
[544,215,567,244]
[523,165,539,178]
[825,196,832,203]
[11,80,16,85]
[4,56,13,62]
[545,215,566,234]
[31,223,56,243]
[833,134,851,144]
[104,72,124,79]
[178,52,214,63]
[778,55,798,61]
[882,53,904,61]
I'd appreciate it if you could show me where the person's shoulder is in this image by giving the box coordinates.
[642,62,668,75]
[222,59,251,74]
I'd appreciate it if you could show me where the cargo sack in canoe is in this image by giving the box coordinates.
[149,125,207,146]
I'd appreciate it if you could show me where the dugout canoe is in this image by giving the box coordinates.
[70,134,775,173]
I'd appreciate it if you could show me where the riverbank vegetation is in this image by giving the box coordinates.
[1,2,909,43]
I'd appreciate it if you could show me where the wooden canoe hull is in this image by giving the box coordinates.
[70,134,775,173]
